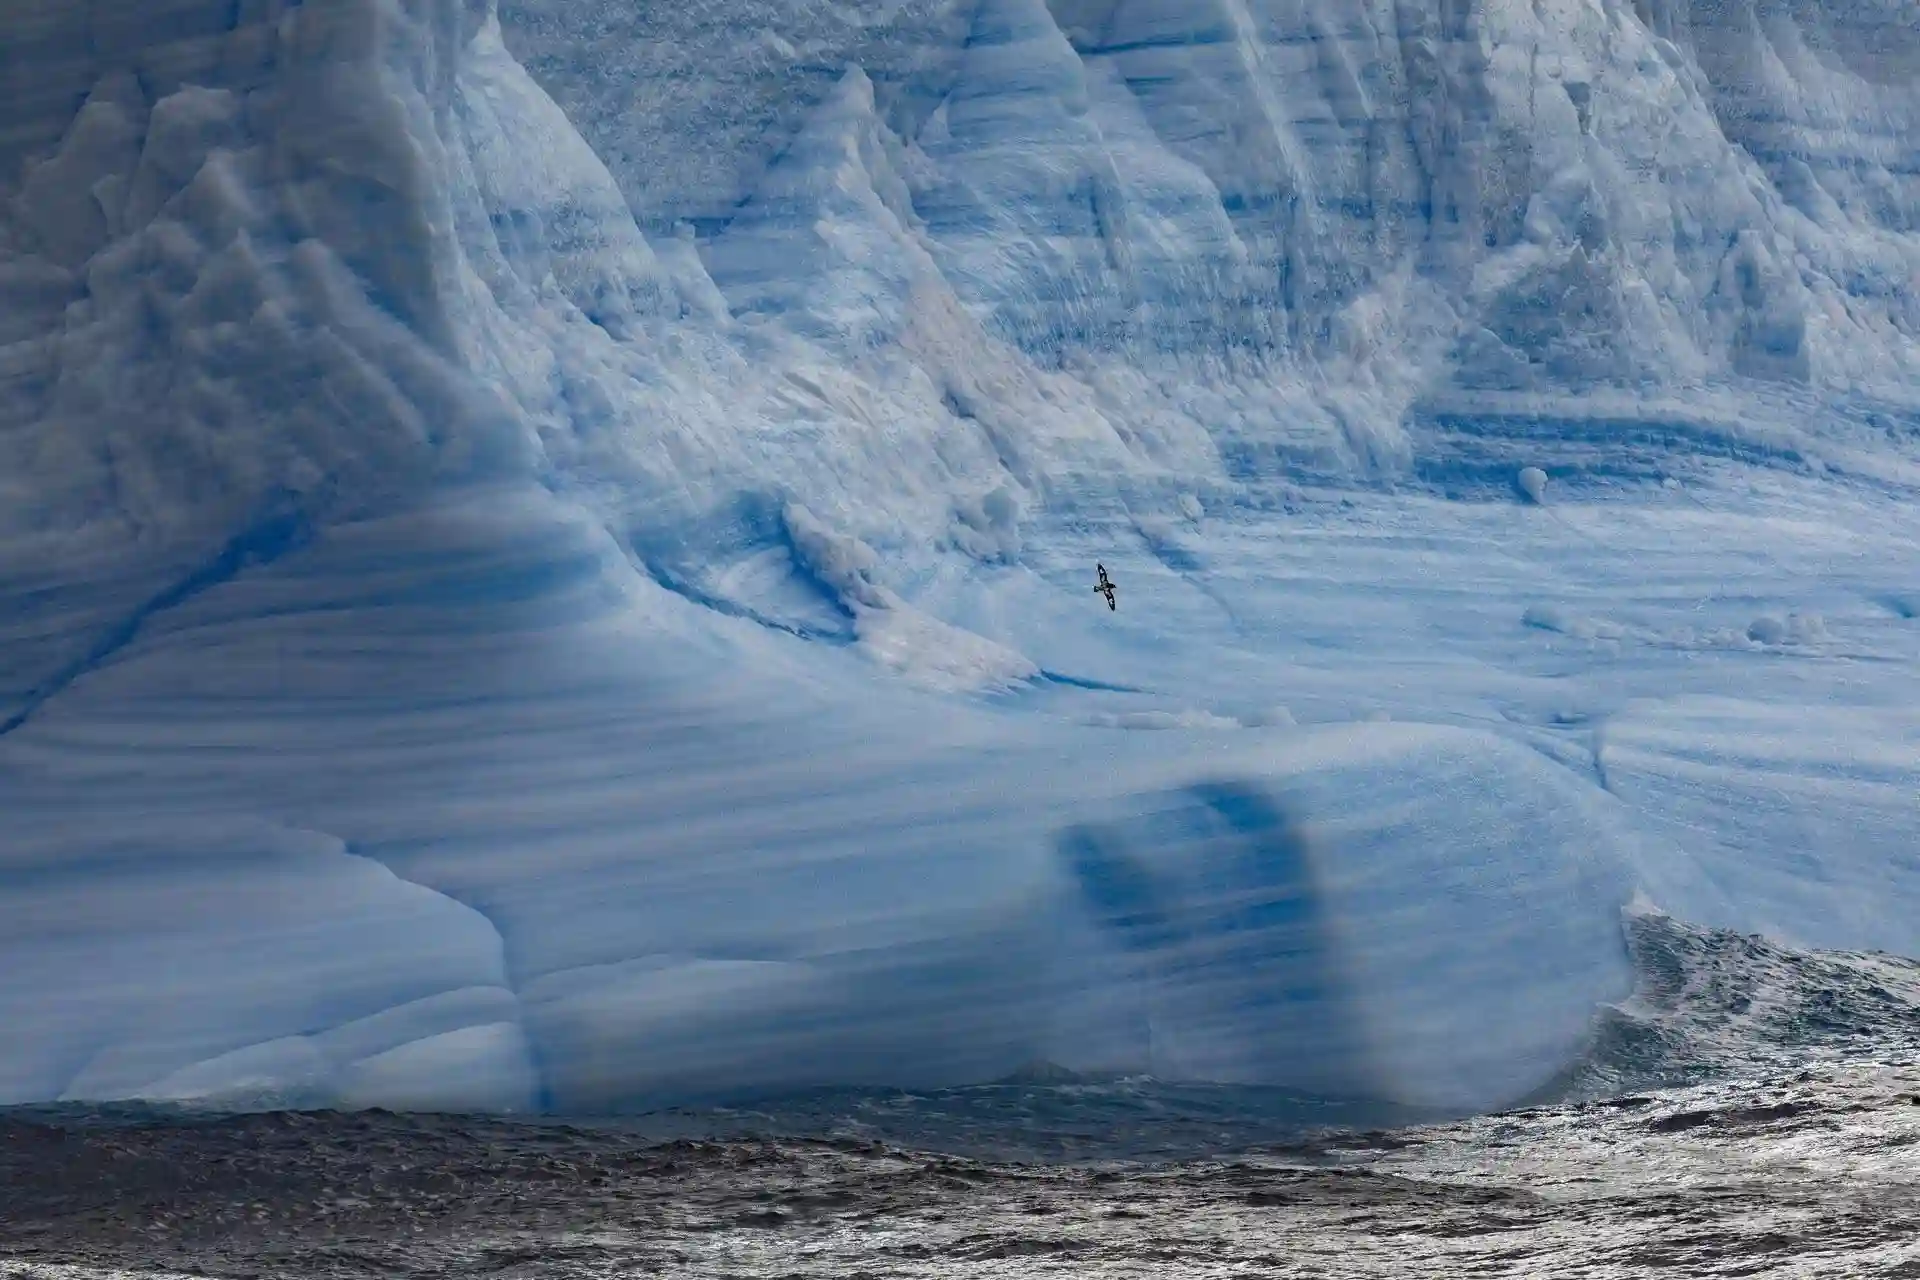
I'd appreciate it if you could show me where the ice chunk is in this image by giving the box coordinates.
[1518,466,1549,504]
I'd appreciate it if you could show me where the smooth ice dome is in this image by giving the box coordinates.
[3,0,1920,1115]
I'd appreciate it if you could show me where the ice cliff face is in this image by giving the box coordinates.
[506,0,1920,390]
[5,0,1918,555]
[2,0,1918,1115]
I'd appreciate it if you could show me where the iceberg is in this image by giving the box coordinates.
[2,0,1918,1115]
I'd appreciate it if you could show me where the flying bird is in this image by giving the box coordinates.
[1094,563,1118,611]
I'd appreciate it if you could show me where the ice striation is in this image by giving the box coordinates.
[2,0,1920,1116]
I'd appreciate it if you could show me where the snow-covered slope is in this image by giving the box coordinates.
[1,0,1918,1116]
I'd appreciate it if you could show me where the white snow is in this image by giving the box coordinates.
[2,0,1920,1116]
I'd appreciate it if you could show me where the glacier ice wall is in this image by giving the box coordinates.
[503,0,1920,394]
[7,0,1919,566]
[2,0,1919,1115]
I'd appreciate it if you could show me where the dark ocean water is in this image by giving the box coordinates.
[6,913,1920,1278]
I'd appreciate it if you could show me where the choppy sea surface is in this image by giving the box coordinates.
[6,911,1920,1278]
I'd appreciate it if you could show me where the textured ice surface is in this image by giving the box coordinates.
[0,488,1639,1112]
[2,0,1919,1115]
